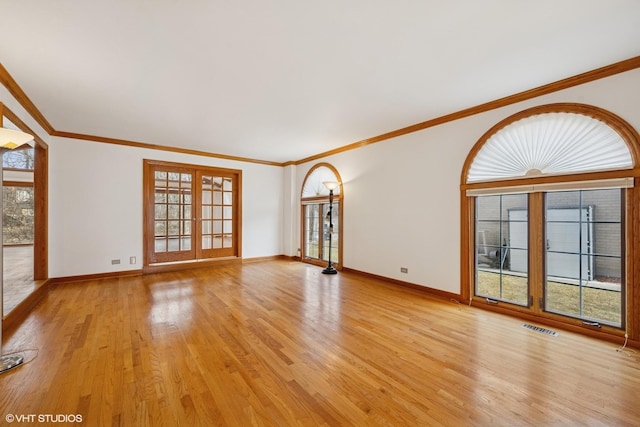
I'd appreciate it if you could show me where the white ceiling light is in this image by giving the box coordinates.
[0,127,34,149]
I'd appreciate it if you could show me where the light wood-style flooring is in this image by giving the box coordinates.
[2,260,640,426]
[3,245,43,316]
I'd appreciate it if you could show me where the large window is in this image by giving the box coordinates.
[473,188,624,327]
[300,164,342,269]
[462,104,640,336]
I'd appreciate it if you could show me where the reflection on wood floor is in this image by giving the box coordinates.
[3,245,43,317]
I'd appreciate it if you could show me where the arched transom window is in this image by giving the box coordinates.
[300,163,343,269]
[461,103,640,339]
[467,112,633,182]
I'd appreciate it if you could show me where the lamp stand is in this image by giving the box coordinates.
[322,188,337,275]
[0,356,23,374]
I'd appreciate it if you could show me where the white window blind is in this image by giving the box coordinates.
[301,166,340,198]
[467,112,633,183]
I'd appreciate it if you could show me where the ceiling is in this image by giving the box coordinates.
[1,1,640,164]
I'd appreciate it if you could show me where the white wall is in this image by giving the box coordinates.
[290,69,640,295]
[49,137,283,277]
[281,165,298,257]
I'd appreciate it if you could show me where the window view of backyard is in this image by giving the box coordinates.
[3,147,34,245]
[545,189,622,326]
[3,186,34,244]
[475,189,623,327]
[477,271,621,324]
[476,193,529,306]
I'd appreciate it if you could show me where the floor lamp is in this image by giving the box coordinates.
[322,181,339,275]
[0,127,34,374]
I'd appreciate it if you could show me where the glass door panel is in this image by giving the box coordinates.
[322,202,339,264]
[150,170,195,263]
[221,177,234,250]
[198,173,235,258]
[545,189,623,326]
[475,194,529,306]
[304,204,320,260]
[303,202,340,265]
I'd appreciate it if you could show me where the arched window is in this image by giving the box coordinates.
[300,163,343,269]
[461,103,640,338]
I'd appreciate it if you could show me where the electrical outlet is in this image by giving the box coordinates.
[400,267,408,273]
[111,259,121,265]
[130,256,136,264]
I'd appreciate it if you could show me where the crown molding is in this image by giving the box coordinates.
[0,62,55,135]
[52,130,283,166]
[293,56,640,165]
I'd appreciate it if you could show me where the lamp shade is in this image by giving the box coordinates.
[0,127,34,149]
[322,181,339,191]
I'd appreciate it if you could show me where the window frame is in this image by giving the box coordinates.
[300,163,343,269]
[543,188,625,327]
[461,103,640,341]
[1,103,48,281]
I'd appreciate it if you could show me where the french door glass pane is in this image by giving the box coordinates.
[322,202,339,263]
[545,189,622,326]
[475,194,529,306]
[155,238,166,252]
[201,175,214,250]
[201,175,234,251]
[304,202,340,263]
[154,170,193,254]
[305,204,320,259]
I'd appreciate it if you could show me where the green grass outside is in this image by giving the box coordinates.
[477,270,621,325]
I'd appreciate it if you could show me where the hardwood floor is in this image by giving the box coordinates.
[1,260,640,426]
[3,245,43,316]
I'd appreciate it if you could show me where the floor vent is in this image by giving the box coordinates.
[522,323,558,336]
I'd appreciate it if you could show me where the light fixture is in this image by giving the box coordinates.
[321,181,339,275]
[0,127,34,149]
[0,126,33,375]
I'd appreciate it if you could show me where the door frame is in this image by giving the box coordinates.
[143,159,242,267]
